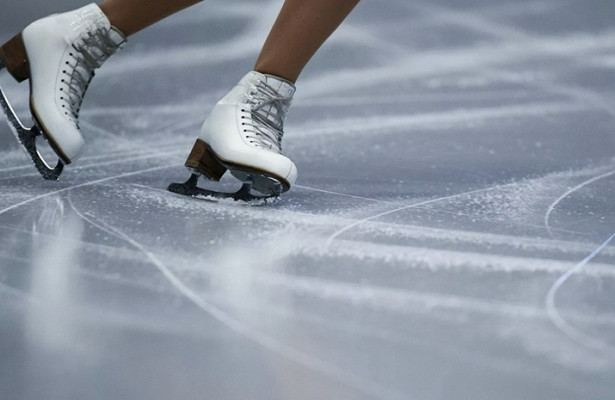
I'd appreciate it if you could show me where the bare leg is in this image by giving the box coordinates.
[100,0,357,76]
[99,0,201,36]
[255,0,360,83]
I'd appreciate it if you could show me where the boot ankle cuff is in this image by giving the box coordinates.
[78,3,111,30]
[109,26,128,46]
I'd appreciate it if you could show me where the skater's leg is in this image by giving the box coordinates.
[254,0,360,83]
[176,1,359,197]
[100,0,201,36]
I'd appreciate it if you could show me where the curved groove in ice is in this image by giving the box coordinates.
[295,184,393,204]
[545,233,615,355]
[324,181,516,249]
[544,168,615,237]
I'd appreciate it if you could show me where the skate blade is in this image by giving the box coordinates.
[229,169,283,197]
[183,139,290,196]
[167,174,278,204]
[0,82,64,181]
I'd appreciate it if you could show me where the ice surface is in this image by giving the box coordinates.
[1,1,615,399]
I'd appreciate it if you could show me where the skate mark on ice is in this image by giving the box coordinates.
[0,146,180,178]
[67,201,406,400]
[0,144,168,173]
[0,161,181,219]
[544,168,615,237]
[0,149,183,183]
[295,184,396,204]
[542,167,615,356]
[324,181,518,249]
[545,233,615,356]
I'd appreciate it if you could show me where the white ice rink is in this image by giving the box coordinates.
[1,1,614,399]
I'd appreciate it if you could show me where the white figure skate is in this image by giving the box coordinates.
[0,3,125,180]
[169,71,298,202]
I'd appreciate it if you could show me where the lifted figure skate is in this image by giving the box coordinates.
[169,71,298,202]
[0,3,125,180]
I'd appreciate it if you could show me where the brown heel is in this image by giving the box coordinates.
[185,139,227,181]
[0,33,30,82]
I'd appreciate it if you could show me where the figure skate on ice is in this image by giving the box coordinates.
[169,71,298,202]
[0,3,125,180]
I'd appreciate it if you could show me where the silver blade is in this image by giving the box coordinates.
[0,81,64,181]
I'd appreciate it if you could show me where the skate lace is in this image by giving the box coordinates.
[60,27,124,126]
[242,80,293,152]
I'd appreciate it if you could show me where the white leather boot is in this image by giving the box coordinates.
[0,3,125,167]
[184,71,298,196]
